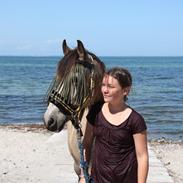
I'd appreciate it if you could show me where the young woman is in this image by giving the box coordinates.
[80,67,149,183]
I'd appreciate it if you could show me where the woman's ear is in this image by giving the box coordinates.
[123,86,131,96]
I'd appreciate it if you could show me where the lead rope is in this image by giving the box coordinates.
[77,129,90,183]
[71,113,90,183]
[76,121,90,183]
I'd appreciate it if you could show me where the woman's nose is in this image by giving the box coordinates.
[103,86,109,93]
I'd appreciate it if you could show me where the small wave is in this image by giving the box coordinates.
[153,77,174,80]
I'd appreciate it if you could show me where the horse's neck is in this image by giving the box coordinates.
[66,108,89,175]
[67,108,89,155]
[67,108,88,135]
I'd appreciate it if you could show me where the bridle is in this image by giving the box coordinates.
[47,54,95,131]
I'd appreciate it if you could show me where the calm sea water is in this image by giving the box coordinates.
[0,56,183,141]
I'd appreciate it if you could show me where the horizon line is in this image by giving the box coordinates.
[0,55,183,57]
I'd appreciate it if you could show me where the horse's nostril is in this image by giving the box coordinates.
[46,118,58,132]
[48,118,54,127]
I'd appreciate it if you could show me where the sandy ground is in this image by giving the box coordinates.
[0,125,183,183]
[0,125,78,183]
[150,141,183,183]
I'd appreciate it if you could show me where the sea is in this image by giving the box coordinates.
[0,56,183,142]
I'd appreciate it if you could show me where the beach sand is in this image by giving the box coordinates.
[0,125,78,183]
[0,125,183,183]
[150,141,183,183]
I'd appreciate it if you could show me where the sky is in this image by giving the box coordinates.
[0,0,183,56]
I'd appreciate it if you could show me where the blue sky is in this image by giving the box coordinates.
[0,0,183,56]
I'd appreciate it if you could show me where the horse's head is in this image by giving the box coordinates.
[44,40,105,132]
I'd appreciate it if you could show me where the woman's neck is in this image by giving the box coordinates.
[108,101,127,114]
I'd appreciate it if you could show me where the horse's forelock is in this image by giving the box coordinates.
[56,49,99,80]
[56,50,78,80]
[56,48,105,104]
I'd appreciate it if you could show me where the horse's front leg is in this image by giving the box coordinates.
[67,121,81,175]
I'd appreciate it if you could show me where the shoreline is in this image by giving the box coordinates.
[0,124,183,182]
[1,124,182,143]
[0,124,47,132]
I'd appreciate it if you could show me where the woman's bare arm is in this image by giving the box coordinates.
[133,131,149,183]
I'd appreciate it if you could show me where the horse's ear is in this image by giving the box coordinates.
[77,40,85,60]
[62,39,71,55]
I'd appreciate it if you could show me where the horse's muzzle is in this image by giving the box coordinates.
[44,117,58,132]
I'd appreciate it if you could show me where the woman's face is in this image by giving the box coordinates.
[101,75,128,104]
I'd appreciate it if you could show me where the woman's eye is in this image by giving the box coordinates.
[101,83,114,88]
